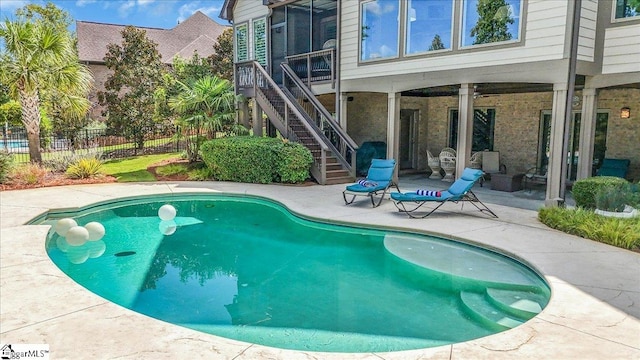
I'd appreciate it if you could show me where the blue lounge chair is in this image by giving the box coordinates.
[343,158,400,208]
[391,168,498,218]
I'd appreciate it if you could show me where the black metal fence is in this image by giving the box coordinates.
[1,126,186,163]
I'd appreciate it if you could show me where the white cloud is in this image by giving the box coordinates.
[76,0,98,7]
[0,0,28,13]
[177,1,220,23]
[118,0,136,18]
[137,0,155,6]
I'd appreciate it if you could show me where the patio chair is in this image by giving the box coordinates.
[343,158,400,208]
[390,168,498,219]
[596,158,630,179]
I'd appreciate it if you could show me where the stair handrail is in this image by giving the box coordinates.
[247,61,329,151]
[238,61,332,182]
[280,62,357,175]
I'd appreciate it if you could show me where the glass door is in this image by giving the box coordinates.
[399,109,418,170]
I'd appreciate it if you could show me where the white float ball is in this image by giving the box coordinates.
[158,204,177,221]
[66,226,89,246]
[86,240,106,258]
[159,220,177,236]
[55,218,77,236]
[84,222,106,241]
[56,236,70,253]
[67,247,89,264]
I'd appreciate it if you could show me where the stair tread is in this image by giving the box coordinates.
[460,291,524,330]
[486,288,546,316]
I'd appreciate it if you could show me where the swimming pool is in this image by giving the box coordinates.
[42,193,550,353]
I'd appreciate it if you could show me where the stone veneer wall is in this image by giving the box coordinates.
[341,88,639,180]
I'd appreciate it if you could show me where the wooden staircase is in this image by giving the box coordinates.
[235,61,357,185]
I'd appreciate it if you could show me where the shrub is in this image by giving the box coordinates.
[201,136,313,184]
[595,183,636,212]
[8,163,49,185]
[571,176,628,209]
[66,158,104,179]
[201,136,282,183]
[277,142,313,183]
[0,150,14,183]
[539,207,640,250]
[44,148,104,173]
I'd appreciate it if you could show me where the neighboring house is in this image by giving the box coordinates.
[77,11,229,121]
[221,0,639,205]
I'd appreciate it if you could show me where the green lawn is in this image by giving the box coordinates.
[102,153,182,182]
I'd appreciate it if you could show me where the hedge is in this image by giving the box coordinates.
[571,176,628,209]
[201,136,312,184]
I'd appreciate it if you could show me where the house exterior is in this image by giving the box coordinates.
[221,0,639,205]
[77,11,229,121]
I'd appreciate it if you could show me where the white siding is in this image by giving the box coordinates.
[232,0,270,61]
[340,0,569,85]
[602,24,640,74]
[578,0,597,62]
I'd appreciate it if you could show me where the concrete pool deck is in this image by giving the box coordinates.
[1,181,639,359]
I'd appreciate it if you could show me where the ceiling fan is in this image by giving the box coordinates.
[473,85,498,99]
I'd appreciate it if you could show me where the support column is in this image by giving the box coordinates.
[339,93,349,129]
[251,99,263,137]
[456,84,474,178]
[577,87,598,179]
[237,99,250,129]
[387,92,400,182]
[545,83,568,206]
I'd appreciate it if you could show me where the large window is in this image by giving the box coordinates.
[253,18,267,66]
[449,108,496,151]
[405,0,454,55]
[615,0,640,19]
[235,23,248,62]
[361,0,400,61]
[461,0,522,47]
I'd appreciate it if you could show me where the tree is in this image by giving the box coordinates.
[154,53,218,124]
[0,18,91,163]
[10,3,90,140]
[470,0,514,45]
[208,28,234,82]
[168,76,237,162]
[98,26,166,150]
[429,34,445,51]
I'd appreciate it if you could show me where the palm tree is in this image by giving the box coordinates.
[0,19,92,163]
[169,76,237,162]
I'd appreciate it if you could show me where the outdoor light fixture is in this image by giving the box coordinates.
[620,107,630,119]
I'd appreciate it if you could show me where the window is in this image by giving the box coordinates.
[235,23,248,62]
[449,108,496,151]
[614,0,640,19]
[405,0,454,55]
[253,18,267,66]
[461,0,522,47]
[361,0,400,61]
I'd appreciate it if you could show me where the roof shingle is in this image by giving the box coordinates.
[77,11,229,64]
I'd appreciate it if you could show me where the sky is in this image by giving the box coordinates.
[0,0,229,29]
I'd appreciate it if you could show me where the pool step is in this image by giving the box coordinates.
[459,291,525,331]
[485,288,546,319]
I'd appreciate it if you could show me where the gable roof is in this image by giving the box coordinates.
[77,11,229,64]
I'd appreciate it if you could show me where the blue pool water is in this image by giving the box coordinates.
[42,194,550,353]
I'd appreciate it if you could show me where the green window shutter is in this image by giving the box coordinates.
[253,18,267,66]
[235,24,248,62]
